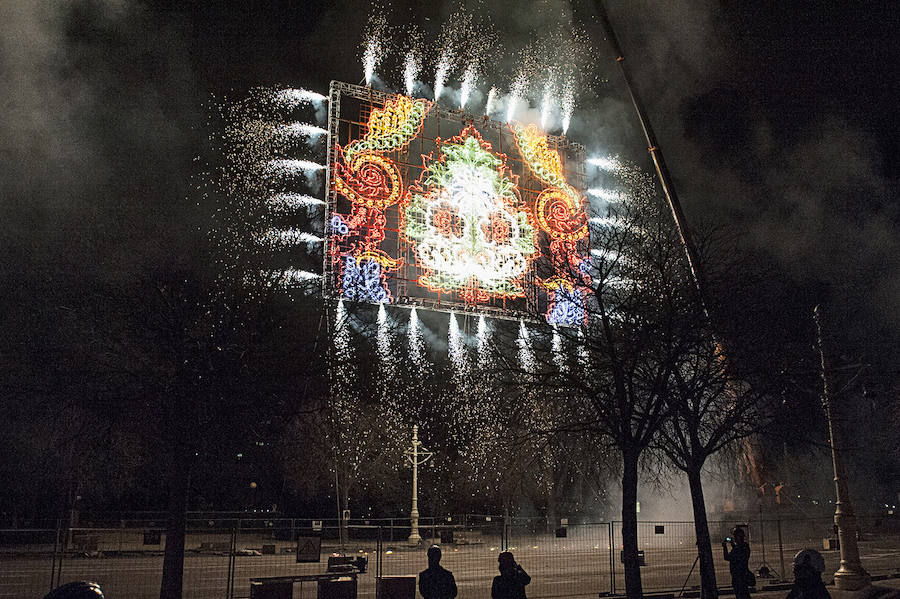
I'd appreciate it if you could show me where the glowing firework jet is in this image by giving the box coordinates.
[281,269,321,286]
[335,300,350,356]
[280,123,327,137]
[267,159,325,174]
[588,188,624,203]
[485,86,497,116]
[552,327,567,372]
[540,86,553,130]
[460,63,477,109]
[269,193,325,210]
[376,303,392,376]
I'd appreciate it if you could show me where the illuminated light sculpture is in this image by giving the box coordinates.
[332,95,433,303]
[512,123,590,325]
[403,125,537,303]
[324,81,588,323]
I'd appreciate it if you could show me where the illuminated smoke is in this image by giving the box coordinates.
[409,307,425,367]
[517,320,535,372]
[404,50,420,96]
[485,87,497,116]
[460,63,477,109]
[273,88,327,106]
[560,78,575,135]
[587,156,621,171]
[589,216,621,228]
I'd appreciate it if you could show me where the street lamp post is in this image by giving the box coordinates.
[406,425,433,546]
[814,305,870,591]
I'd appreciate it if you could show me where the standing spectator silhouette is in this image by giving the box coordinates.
[491,551,531,599]
[723,527,752,599]
[786,549,831,599]
[419,545,458,599]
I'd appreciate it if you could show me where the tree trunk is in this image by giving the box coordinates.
[688,466,718,599]
[160,452,191,599]
[621,447,643,599]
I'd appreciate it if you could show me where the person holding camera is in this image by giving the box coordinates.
[491,551,531,599]
[723,527,752,599]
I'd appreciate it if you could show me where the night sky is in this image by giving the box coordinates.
[2,2,897,398]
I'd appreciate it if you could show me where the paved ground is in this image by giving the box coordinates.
[3,530,899,599]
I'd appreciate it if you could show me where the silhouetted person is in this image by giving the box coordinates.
[786,549,831,599]
[419,544,458,599]
[492,551,531,599]
[723,527,752,599]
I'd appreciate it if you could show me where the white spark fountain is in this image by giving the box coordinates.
[434,50,454,101]
[561,79,575,135]
[273,88,327,106]
[577,327,590,371]
[552,327,567,372]
[280,123,328,137]
[540,85,553,130]
[335,299,350,356]
[485,87,497,116]
[589,216,621,228]
[506,74,527,123]
[377,303,393,377]
[448,312,466,374]
[269,193,325,211]
[265,229,323,246]
[409,307,425,367]
[587,156,621,171]
[404,50,419,96]
[460,64,477,109]
[588,188,624,203]
[517,319,535,372]
[476,314,489,366]
[267,159,325,174]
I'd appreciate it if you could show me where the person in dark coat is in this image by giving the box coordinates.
[419,545,458,599]
[786,549,831,599]
[723,527,752,599]
[491,551,531,599]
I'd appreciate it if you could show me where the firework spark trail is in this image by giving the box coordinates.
[335,300,350,356]
[506,69,529,123]
[587,157,621,171]
[577,327,590,372]
[408,308,425,368]
[540,86,553,130]
[280,123,328,137]
[273,88,327,106]
[460,64,477,109]
[485,87,497,116]
[591,248,620,260]
[589,216,622,228]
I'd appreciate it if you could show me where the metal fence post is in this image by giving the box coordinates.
[49,519,61,592]
[777,519,786,581]
[609,521,615,595]
[226,525,237,599]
